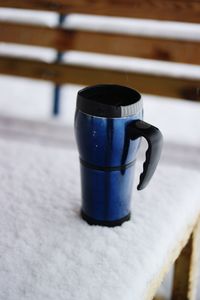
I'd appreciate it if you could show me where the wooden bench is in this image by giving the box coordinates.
[0,0,199,102]
[0,2,200,299]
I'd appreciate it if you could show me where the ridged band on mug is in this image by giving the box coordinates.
[121,98,143,117]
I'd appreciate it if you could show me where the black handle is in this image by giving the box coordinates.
[128,120,163,190]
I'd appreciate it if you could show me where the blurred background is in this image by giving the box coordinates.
[0,8,199,149]
[0,4,199,299]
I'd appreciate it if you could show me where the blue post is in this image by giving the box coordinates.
[52,14,66,116]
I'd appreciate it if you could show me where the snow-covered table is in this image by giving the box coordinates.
[0,124,200,300]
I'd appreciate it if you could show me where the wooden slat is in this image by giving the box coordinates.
[0,56,199,100]
[171,217,200,300]
[0,21,73,51]
[172,235,193,299]
[0,0,200,23]
[1,21,200,65]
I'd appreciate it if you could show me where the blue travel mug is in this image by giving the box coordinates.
[74,84,163,227]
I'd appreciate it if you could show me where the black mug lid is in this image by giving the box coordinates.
[76,84,143,118]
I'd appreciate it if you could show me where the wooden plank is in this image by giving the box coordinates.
[0,0,200,23]
[171,217,200,300]
[0,56,199,100]
[0,21,73,51]
[171,235,193,299]
[67,31,200,65]
[1,21,200,65]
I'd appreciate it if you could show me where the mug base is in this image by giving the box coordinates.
[81,210,131,227]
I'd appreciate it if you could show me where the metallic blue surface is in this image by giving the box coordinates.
[75,110,143,167]
[75,109,143,222]
[80,163,135,221]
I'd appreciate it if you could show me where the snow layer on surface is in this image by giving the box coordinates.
[62,51,200,80]
[64,14,200,42]
[0,44,57,62]
[0,137,199,300]
[0,8,58,26]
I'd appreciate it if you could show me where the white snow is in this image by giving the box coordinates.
[0,76,54,119]
[143,95,200,147]
[0,8,58,26]
[0,43,57,62]
[63,14,200,42]
[62,51,200,80]
[0,137,199,300]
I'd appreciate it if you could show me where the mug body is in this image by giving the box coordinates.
[74,84,143,226]
[75,111,142,225]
